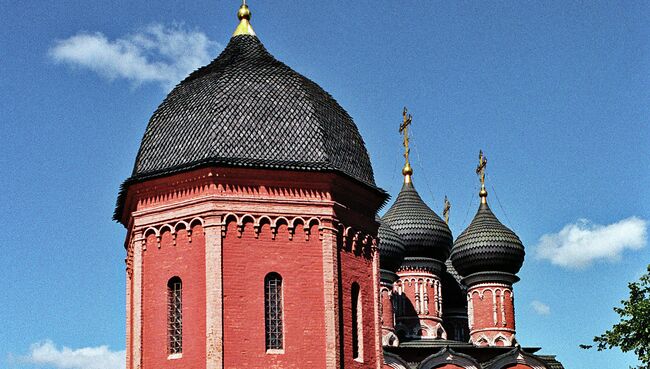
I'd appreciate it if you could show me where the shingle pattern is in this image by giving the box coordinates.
[115,34,380,220]
[133,34,375,183]
[377,217,406,273]
[451,202,525,277]
[382,181,453,262]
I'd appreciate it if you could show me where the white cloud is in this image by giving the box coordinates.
[25,340,125,369]
[535,216,647,269]
[530,300,551,315]
[49,23,220,89]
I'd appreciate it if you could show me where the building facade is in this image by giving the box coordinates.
[115,3,564,369]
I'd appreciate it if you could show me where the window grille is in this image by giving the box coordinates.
[351,282,363,360]
[264,273,283,350]
[168,277,183,354]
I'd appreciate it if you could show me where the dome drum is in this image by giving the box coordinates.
[461,271,520,287]
[380,270,399,284]
[398,257,446,275]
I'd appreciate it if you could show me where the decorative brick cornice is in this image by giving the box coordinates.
[220,212,323,241]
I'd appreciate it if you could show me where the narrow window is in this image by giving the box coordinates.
[265,273,283,351]
[168,277,183,355]
[351,282,363,361]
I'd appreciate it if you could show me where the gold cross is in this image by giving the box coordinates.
[399,107,412,165]
[443,195,451,224]
[476,150,487,186]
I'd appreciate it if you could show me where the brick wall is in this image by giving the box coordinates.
[222,220,327,369]
[142,224,207,369]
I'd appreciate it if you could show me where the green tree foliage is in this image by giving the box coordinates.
[587,265,650,367]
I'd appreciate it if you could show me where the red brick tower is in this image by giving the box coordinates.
[450,151,526,346]
[380,109,454,340]
[116,4,387,369]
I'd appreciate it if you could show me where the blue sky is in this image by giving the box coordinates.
[1,1,648,369]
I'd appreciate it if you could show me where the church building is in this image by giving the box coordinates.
[115,3,565,369]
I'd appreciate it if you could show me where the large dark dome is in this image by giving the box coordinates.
[115,34,379,219]
[382,181,453,262]
[133,34,375,183]
[451,201,525,277]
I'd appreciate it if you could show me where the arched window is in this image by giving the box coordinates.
[264,273,283,351]
[168,277,183,355]
[351,282,363,361]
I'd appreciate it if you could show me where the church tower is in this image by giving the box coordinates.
[450,151,526,347]
[381,109,454,341]
[116,3,387,369]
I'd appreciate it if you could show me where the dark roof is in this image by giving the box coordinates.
[385,346,565,369]
[115,34,380,220]
[536,355,566,369]
[377,217,406,273]
[451,201,525,278]
[382,181,453,262]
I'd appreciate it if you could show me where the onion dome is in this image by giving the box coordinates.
[450,151,525,279]
[377,217,406,273]
[382,180,453,262]
[114,2,382,220]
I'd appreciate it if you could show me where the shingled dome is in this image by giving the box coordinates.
[114,33,381,219]
[134,34,375,183]
[382,181,453,262]
[451,201,525,278]
[377,218,406,273]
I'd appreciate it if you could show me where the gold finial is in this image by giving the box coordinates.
[399,107,413,183]
[476,150,488,204]
[443,196,451,224]
[233,0,256,36]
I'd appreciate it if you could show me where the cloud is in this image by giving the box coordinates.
[530,300,551,315]
[49,23,220,89]
[24,340,124,369]
[535,216,647,269]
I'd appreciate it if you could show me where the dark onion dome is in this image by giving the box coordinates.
[451,199,525,278]
[382,180,453,262]
[377,217,406,273]
[114,8,384,220]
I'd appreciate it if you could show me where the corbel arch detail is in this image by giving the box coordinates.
[139,217,206,249]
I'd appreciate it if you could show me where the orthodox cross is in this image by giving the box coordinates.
[476,150,487,187]
[443,195,451,224]
[399,107,413,166]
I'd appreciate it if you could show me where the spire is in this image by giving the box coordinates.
[233,0,256,37]
[443,195,451,224]
[475,150,488,204]
[399,107,413,183]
